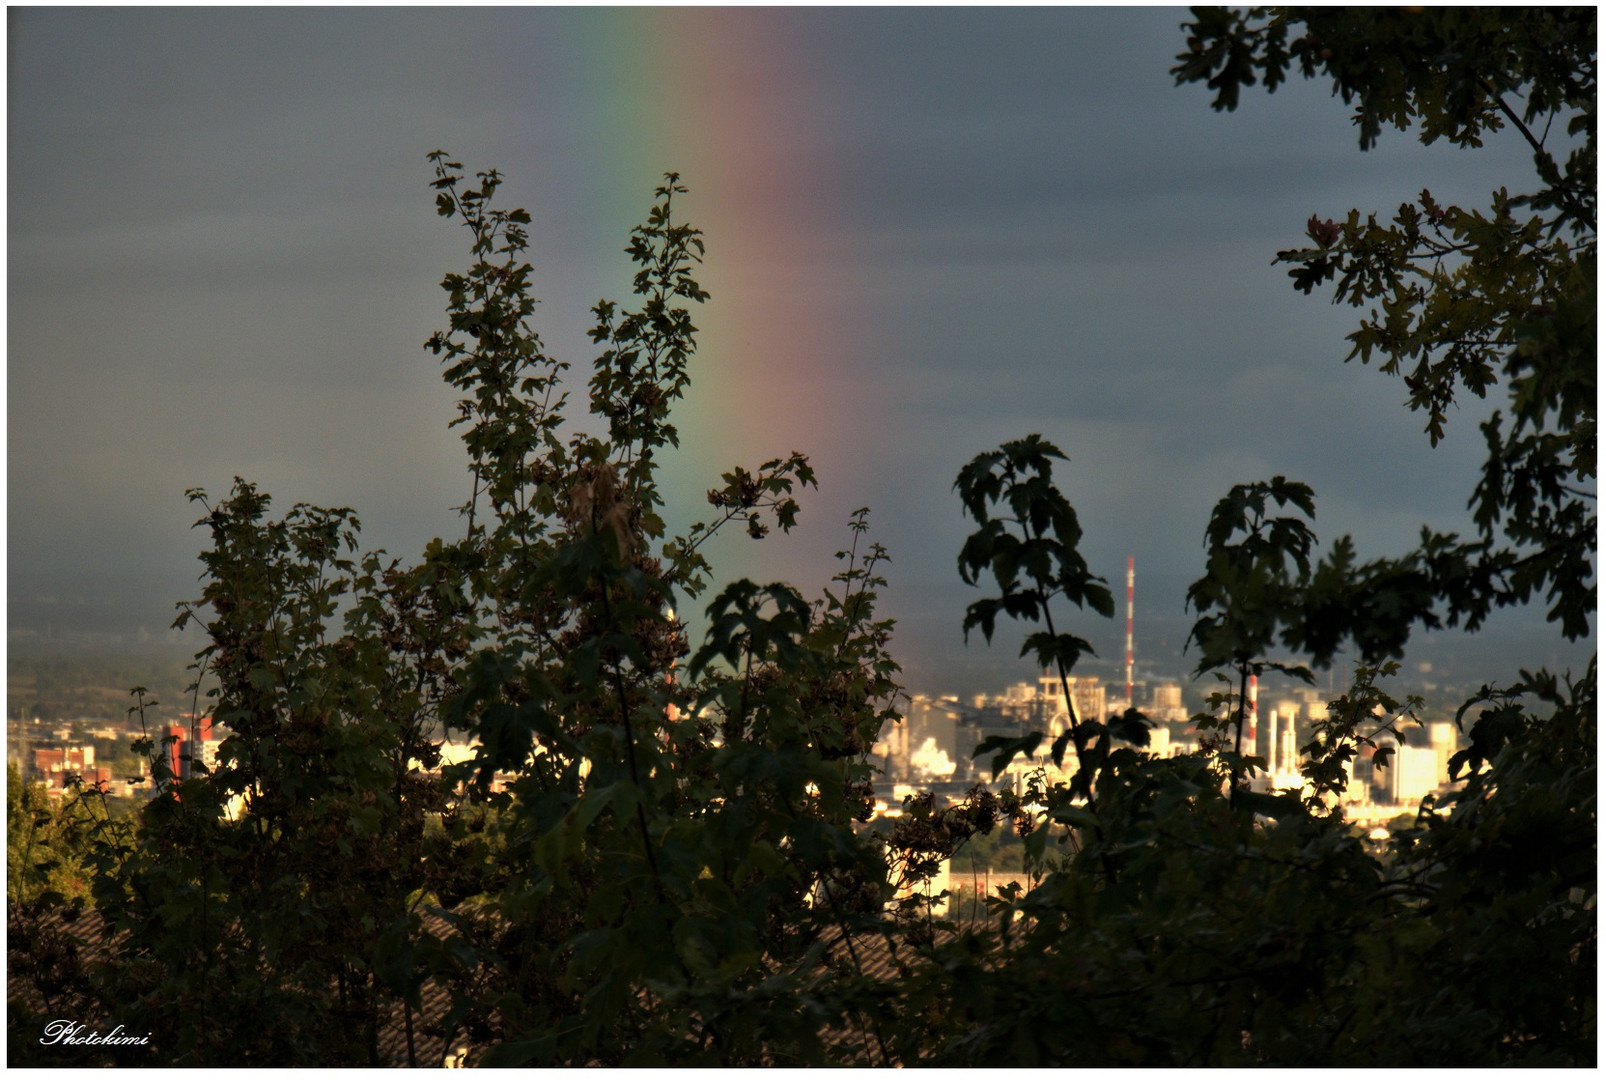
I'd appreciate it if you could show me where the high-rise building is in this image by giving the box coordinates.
[1147,682,1189,726]
[1148,723,1171,758]
[1389,744,1442,806]
[904,697,961,779]
[1049,674,1106,732]
[1257,708,1278,769]
[165,724,187,783]
[1429,721,1457,783]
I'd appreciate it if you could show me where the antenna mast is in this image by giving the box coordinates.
[1125,556,1135,709]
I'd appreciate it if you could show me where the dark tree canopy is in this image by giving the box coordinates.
[1176,5,1596,642]
[7,9,1594,1067]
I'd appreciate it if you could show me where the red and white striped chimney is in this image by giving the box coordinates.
[1124,556,1134,708]
[1247,674,1259,745]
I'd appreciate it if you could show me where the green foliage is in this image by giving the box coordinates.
[955,436,1116,794]
[7,764,93,911]
[1174,6,1596,642]
[872,10,1593,1065]
[955,435,1114,660]
[1186,475,1317,674]
[5,156,915,1067]
[9,13,1593,1061]
[1296,659,1422,814]
[1173,6,1595,157]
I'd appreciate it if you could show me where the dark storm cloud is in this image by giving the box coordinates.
[7,7,1577,688]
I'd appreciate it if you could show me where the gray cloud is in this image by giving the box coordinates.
[8,7,1582,688]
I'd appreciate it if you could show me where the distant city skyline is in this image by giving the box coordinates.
[9,7,1590,694]
[873,671,1463,826]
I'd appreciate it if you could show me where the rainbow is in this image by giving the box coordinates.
[538,9,867,573]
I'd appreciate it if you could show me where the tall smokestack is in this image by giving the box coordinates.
[1124,556,1135,708]
[1247,674,1259,747]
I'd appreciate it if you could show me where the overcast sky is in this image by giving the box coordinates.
[7,7,1587,693]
